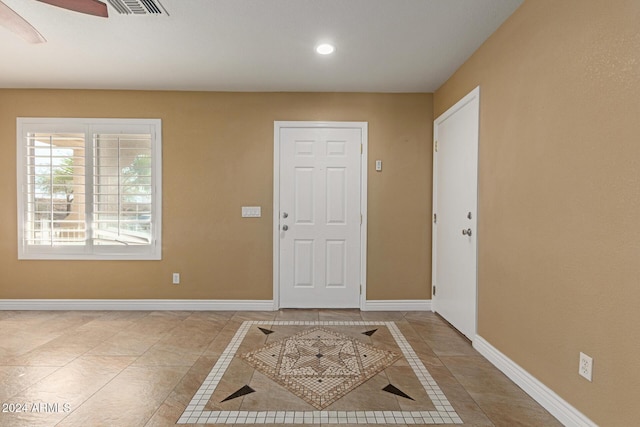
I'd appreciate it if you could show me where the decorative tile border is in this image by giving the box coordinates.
[177,321,463,424]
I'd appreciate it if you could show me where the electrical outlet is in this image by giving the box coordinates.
[172,273,180,285]
[579,352,593,381]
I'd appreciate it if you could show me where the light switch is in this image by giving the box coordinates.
[242,206,261,217]
[375,160,382,171]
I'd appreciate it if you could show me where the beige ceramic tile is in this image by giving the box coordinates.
[423,364,495,426]
[318,309,363,321]
[205,357,255,411]
[4,341,95,367]
[383,365,435,411]
[230,311,278,323]
[275,309,320,321]
[86,329,165,356]
[0,355,135,427]
[240,370,312,411]
[0,311,18,320]
[168,356,220,406]
[132,346,202,367]
[144,397,186,427]
[56,365,189,427]
[360,311,407,321]
[0,366,59,402]
[0,309,564,426]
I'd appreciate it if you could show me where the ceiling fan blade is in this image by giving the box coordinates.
[36,0,108,17]
[0,1,46,43]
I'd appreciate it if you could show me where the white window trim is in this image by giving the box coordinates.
[17,117,162,260]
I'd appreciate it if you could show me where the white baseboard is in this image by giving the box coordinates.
[0,298,432,312]
[362,299,432,311]
[473,335,597,427]
[0,299,275,311]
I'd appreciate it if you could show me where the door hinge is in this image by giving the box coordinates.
[433,213,437,224]
[433,285,436,296]
[434,140,438,152]
[360,284,362,295]
[361,144,363,154]
[360,214,363,225]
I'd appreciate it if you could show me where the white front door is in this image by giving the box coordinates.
[432,87,480,340]
[275,122,365,308]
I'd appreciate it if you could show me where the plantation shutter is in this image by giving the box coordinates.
[17,118,162,260]
[93,132,153,246]
[22,132,87,247]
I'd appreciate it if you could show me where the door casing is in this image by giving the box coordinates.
[273,121,368,310]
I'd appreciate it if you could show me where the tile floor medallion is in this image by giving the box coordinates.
[241,327,401,409]
[178,321,463,424]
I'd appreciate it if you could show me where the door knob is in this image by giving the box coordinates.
[282,212,288,218]
[282,225,289,231]
[462,228,472,236]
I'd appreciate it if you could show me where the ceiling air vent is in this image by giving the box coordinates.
[106,0,168,15]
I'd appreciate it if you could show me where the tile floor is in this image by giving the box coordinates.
[0,309,562,426]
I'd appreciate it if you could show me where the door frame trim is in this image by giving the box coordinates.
[273,121,368,310]
[432,86,480,339]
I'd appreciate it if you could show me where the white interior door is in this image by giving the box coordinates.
[275,123,365,308]
[432,87,479,340]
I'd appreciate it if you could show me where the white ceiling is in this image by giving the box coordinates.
[0,0,523,92]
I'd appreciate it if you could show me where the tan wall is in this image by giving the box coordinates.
[0,91,433,301]
[434,0,640,425]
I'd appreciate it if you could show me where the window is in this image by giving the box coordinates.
[17,118,162,260]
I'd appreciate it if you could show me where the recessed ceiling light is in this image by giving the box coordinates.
[316,43,335,55]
